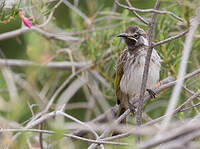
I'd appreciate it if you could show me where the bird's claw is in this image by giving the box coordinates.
[146,89,156,98]
[127,95,136,114]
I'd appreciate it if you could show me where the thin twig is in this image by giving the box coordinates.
[0,26,82,42]
[87,110,130,149]
[1,128,130,146]
[0,59,92,70]
[141,122,200,149]
[13,110,100,141]
[153,30,188,47]
[26,64,92,128]
[125,0,149,25]
[114,0,183,22]
[179,102,200,112]
[44,65,92,112]
[0,49,19,101]
[71,105,118,137]
[62,0,91,25]
[58,111,99,139]
[14,74,47,107]
[38,0,63,27]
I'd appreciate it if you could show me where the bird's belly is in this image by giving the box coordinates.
[120,60,160,97]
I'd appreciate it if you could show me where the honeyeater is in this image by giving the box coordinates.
[114,25,162,123]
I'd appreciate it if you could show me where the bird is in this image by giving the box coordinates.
[114,25,162,123]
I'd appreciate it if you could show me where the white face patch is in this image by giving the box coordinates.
[141,36,149,46]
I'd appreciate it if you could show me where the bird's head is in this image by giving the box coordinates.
[117,25,148,51]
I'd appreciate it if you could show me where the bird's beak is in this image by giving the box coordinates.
[117,33,127,38]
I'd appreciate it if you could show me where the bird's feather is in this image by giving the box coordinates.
[114,49,129,120]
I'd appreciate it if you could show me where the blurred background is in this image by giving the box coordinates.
[0,0,200,148]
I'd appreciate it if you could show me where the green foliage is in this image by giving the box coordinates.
[0,0,21,23]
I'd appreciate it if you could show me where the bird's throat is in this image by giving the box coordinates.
[127,45,141,55]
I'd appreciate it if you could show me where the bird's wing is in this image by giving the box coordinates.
[114,49,128,105]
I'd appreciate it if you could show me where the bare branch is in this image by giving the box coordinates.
[141,90,200,128]
[1,66,19,100]
[159,13,200,133]
[114,0,183,22]
[0,59,92,70]
[72,66,200,138]
[83,67,200,141]
[44,64,92,113]
[179,102,200,112]
[71,105,118,137]
[87,110,130,149]
[58,111,99,138]
[141,121,200,149]
[62,0,91,25]
[0,26,82,42]
[0,28,28,40]
[1,128,130,146]
[125,0,149,25]
[136,0,160,128]
[38,0,63,27]
[14,74,47,107]
[105,89,200,145]
[153,30,189,47]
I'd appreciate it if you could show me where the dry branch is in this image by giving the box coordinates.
[114,0,183,22]
[102,89,200,145]
[125,0,149,25]
[87,110,130,149]
[72,65,200,138]
[0,26,82,42]
[153,30,188,47]
[0,59,92,70]
[0,128,130,146]
[136,0,160,128]
[159,13,200,133]
[72,76,173,138]
[141,121,200,149]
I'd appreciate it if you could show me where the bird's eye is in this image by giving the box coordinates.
[133,34,139,38]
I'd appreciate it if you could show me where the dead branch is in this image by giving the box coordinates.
[0,59,92,70]
[153,30,188,47]
[114,0,183,22]
[0,26,82,42]
[159,12,200,134]
[136,0,160,129]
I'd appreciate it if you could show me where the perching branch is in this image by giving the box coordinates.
[103,86,200,145]
[136,0,160,129]
[72,66,200,138]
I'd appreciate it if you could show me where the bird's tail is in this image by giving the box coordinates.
[112,105,126,136]
[117,106,126,124]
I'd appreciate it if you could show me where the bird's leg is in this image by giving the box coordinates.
[127,94,136,114]
[146,89,156,98]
